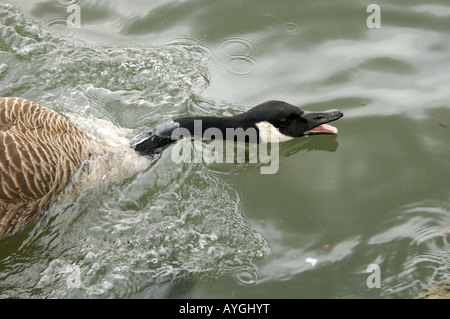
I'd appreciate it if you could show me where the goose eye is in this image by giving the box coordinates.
[279,118,288,126]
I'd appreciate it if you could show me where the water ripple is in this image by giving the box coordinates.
[0,3,210,115]
[218,36,259,77]
[261,14,277,28]
[284,22,300,35]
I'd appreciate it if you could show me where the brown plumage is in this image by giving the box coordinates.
[0,97,111,240]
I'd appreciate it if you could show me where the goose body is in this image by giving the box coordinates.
[0,97,343,240]
[0,97,113,240]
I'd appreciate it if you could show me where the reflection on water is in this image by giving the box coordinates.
[1,1,449,298]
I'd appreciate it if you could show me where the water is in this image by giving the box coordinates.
[0,0,449,298]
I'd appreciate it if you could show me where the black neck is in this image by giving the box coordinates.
[175,115,242,135]
[132,115,259,157]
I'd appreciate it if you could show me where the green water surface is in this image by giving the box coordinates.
[0,0,449,298]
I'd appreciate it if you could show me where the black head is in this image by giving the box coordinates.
[237,100,343,142]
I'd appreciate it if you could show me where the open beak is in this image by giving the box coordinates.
[302,109,343,135]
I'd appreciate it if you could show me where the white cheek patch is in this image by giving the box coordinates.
[255,121,294,143]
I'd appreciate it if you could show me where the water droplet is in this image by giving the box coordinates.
[234,269,260,285]
[261,14,277,28]
[441,226,450,239]
[284,22,300,34]
[0,63,8,76]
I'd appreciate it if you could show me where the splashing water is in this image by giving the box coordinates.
[0,3,271,298]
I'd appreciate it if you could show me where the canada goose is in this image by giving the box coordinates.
[0,97,343,240]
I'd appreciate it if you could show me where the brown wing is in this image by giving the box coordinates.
[0,97,105,240]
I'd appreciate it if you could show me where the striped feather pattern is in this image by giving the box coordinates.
[0,97,109,240]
